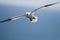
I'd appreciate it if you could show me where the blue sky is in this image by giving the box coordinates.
[0,0,60,40]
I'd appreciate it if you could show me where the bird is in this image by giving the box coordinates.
[0,2,60,23]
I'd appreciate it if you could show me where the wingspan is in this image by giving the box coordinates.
[0,15,24,23]
[31,2,60,14]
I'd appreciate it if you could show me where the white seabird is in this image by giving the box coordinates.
[0,2,60,23]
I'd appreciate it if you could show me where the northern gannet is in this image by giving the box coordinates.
[0,2,60,23]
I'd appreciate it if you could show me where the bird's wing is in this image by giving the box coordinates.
[31,2,60,15]
[0,15,24,23]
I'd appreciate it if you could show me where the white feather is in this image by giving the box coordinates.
[31,17,38,22]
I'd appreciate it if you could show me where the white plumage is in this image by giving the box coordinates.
[25,12,38,22]
[0,2,60,23]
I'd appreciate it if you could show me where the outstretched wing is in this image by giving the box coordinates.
[31,2,60,14]
[0,15,24,23]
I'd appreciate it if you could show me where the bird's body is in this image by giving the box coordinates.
[0,2,60,23]
[25,12,38,22]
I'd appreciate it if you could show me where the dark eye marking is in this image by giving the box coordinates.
[33,17,35,19]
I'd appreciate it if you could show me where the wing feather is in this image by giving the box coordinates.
[31,2,60,14]
[0,15,24,23]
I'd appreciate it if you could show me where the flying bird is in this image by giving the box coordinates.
[0,2,60,23]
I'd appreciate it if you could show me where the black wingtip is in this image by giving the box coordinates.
[0,19,12,23]
[44,2,60,7]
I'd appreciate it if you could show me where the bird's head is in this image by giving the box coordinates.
[30,16,38,23]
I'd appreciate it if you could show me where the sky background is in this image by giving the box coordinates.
[0,0,60,40]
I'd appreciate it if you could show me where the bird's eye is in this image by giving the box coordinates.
[33,17,35,19]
